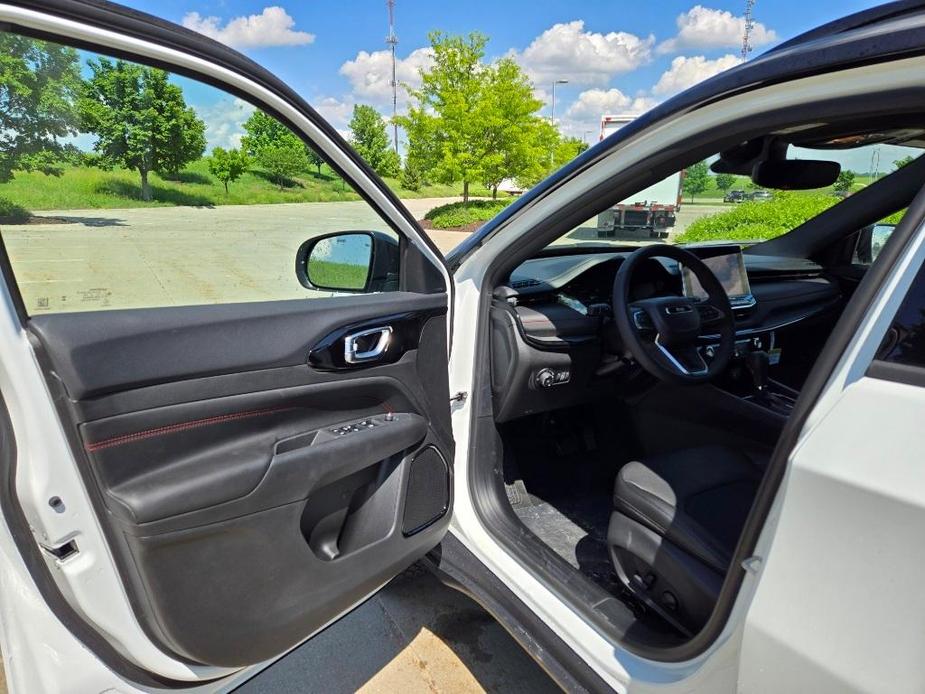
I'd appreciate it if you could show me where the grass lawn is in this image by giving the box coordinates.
[0,159,494,211]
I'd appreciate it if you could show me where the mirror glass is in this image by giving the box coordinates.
[870,223,896,263]
[306,233,373,291]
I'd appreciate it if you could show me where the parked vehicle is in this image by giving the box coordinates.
[749,189,773,201]
[723,189,747,203]
[598,114,683,240]
[4,3,925,693]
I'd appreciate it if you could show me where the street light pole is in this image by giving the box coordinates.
[550,79,568,126]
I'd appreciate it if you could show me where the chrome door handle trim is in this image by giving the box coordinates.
[344,326,393,363]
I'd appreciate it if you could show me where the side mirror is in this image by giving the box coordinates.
[855,223,896,265]
[296,231,399,293]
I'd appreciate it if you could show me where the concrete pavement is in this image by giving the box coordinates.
[236,566,559,693]
[0,198,726,315]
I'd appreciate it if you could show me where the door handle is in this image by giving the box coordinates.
[344,326,392,364]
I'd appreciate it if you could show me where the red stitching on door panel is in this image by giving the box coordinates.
[85,406,295,453]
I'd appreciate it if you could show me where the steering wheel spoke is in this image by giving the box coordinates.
[653,337,709,377]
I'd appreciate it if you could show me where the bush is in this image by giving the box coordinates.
[424,199,511,229]
[676,192,838,243]
[0,196,30,223]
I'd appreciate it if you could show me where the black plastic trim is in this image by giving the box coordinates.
[308,307,446,371]
[867,359,925,387]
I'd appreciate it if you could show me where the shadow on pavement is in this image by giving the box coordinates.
[236,565,560,693]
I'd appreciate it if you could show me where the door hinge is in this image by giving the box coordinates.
[450,391,468,404]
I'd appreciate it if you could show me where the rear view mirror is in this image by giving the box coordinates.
[296,231,399,293]
[751,159,840,190]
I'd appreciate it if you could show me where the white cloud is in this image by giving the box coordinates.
[339,47,434,108]
[559,88,658,141]
[565,88,657,120]
[182,7,315,49]
[195,97,256,150]
[313,96,355,133]
[658,5,776,55]
[652,54,742,95]
[510,20,654,86]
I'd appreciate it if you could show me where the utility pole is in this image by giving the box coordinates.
[741,0,756,59]
[386,0,399,154]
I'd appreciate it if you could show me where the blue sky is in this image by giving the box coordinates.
[104,1,906,169]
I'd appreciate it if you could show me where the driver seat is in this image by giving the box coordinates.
[607,445,763,634]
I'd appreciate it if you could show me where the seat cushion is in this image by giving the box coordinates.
[613,445,762,573]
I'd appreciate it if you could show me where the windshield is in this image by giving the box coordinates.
[547,143,920,251]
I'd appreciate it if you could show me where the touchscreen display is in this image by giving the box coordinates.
[682,251,750,300]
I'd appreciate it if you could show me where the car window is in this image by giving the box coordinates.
[544,143,919,252]
[0,34,398,315]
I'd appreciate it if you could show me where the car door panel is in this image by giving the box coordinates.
[28,295,453,668]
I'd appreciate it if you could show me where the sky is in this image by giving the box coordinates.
[101,1,909,171]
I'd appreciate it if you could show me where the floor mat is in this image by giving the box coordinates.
[513,493,622,596]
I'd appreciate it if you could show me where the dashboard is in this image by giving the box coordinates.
[490,247,843,422]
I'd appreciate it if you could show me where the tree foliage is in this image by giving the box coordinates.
[349,104,399,176]
[893,155,915,170]
[477,57,545,198]
[242,109,308,188]
[208,147,249,193]
[682,161,710,202]
[833,170,856,193]
[306,146,324,175]
[78,58,206,200]
[398,32,491,202]
[0,35,82,182]
[714,173,736,191]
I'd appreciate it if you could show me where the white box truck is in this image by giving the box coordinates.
[597,114,684,240]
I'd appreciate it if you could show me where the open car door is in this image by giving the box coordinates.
[0,2,453,686]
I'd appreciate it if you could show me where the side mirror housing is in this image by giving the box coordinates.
[296,231,399,293]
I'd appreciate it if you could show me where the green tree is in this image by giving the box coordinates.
[306,146,324,176]
[79,58,206,200]
[0,35,82,182]
[242,109,308,188]
[400,158,424,191]
[682,160,710,203]
[715,173,736,192]
[834,170,856,194]
[379,148,401,178]
[893,155,915,170]
[478,57,545,198]
[258,144,306,189]
[554,136,588,167]
[398,32,491,202]
[349,104,397,176]
[516,119,562,187]
[208,147,249,193]
[241,110,299,156]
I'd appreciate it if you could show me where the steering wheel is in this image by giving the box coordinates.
[612,245,735,385]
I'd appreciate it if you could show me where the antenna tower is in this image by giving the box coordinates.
[386,0,399,153]
[741,0,756,59]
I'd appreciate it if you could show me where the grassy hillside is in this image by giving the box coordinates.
[0,158,494,211]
